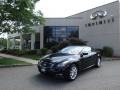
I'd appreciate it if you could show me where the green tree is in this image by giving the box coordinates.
[0,0,44,34]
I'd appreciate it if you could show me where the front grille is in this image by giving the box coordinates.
[41,61,53,68]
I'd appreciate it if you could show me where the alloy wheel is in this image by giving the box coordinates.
[97,58,101,67]
[69,65,78,80]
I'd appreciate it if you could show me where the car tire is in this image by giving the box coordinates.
[95,57,101,68]
[63,64,78,81]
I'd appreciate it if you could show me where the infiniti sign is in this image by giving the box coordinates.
[90,10,107,20]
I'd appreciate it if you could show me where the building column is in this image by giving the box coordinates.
[31,33,35,50]
[79,26,81,39]
[7,38,10,50]
[40,26,44,49]
[12,37,15,49]
[20,34,23,50]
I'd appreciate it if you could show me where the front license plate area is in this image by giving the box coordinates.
[41,68,46,72]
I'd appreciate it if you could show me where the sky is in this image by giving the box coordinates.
[0,33,7,39]
[0,0,118,38]
[35,0,117,18]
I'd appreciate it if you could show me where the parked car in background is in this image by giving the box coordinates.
[37,46,101,81]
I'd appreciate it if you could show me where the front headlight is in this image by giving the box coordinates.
[38,54,50,64]
[40,54,50,60]
[38,60,43,65]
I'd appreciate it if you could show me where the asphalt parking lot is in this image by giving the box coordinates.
[0,60,120,90]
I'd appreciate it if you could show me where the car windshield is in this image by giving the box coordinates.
[59,46,84,54]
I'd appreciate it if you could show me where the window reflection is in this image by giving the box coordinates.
[44,26,79,48]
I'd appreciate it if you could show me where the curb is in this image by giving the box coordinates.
[102,58,112,61]
[103,57,120,61]
[0,53,38,64]
[0,64,35,68]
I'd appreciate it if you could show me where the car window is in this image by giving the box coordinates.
[82,47,91,53]
[59,46,84,54]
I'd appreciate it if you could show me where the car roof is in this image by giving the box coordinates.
[66,46,92,53]
[66,46,91,49]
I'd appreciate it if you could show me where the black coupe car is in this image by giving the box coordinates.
[37,46,101,81]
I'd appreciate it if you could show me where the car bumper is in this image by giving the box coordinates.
[37,64,64,75]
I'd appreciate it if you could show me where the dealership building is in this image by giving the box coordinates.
[7,1,120,55]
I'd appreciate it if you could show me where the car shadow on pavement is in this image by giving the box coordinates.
[29,73,72,88]
[30,67,100,88]
[78,67,100,77]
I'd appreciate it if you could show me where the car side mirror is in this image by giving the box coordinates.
[80,53,88,57]
[83,53,88,55]
[80,54,83,57]
[46,50,53,54]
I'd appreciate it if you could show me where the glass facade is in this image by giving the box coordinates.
[44,26,79,48]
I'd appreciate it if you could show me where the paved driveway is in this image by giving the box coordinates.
[0,60,120,90]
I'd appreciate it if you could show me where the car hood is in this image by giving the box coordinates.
[42,53,80,63]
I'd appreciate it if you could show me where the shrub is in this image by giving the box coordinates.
[40,48,48,55]
[16,50,26,56]
[102,46,114,57]
[5,49,14,54]
[51,45,59,53]
[95,48,103,55]
[58,40,69,50]
[36,49,42,55]
[46,49,53,54]
[59,38,87,49]
[26,50,37,55]
[68,38,87,46]
[50,38,87,53]
[45,41,58,49]
[0,49,7,53]
[58,38,87,49]
[1,49,30,56]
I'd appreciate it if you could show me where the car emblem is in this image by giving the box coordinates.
[90,10,107,20]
